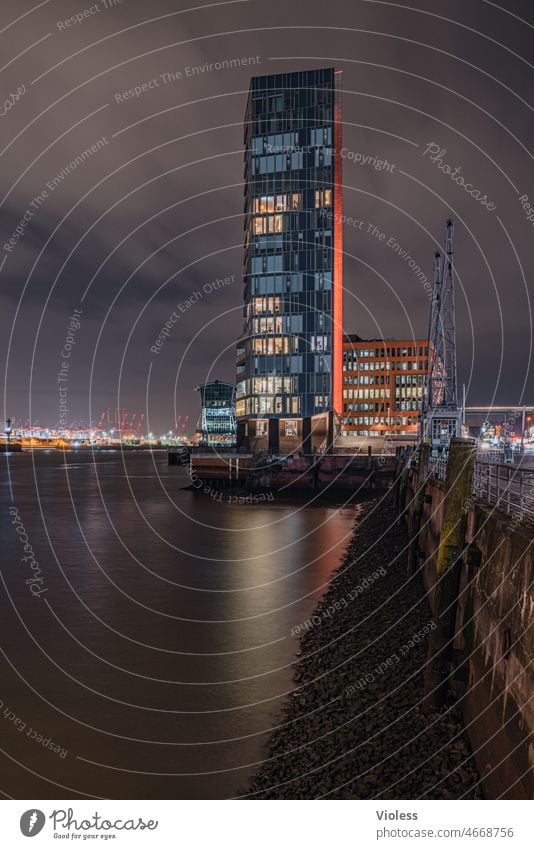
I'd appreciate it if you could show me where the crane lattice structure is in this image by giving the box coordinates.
[422,219,463,455]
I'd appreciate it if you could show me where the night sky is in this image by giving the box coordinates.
[1,0,533,434]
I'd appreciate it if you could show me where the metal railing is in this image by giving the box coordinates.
[420,452,534,524]
[472,462,534,523]
[427,456,448,481]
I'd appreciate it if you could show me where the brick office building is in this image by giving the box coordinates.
[341,335,429,437]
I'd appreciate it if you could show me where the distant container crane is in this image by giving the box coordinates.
[97,410,145,437]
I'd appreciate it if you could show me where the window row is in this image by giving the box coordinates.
[252,337,299,355]
[252,354,303,372]
[253,377,297,395]
[253,214,284,235]
[251,353,331,374]
[236,376,298,398]
[252,152,304,174]
[250,272,332,293]
[343,388,390,399]
[395,374,425,386]
[344,403,389,413]
[253,396,301,415]
[342,415,419,427]
[253,193,302,213]
[251,133,299,154]
[394,386,424,398]
[250,296,282,314]
[344,375,390,385]
[251,108,333,137]
[252,316,283,334]
[343,361,427,372]
[395,400,422,411]
[343,346,429,358]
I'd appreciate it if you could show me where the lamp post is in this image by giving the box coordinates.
[5,418,12,447]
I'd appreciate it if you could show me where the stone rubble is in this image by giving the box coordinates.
[248,497,481,799]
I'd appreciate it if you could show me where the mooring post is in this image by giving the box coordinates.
[423,437,476,712]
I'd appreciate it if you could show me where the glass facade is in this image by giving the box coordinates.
[196,381,236,445]
[236,68,343,421]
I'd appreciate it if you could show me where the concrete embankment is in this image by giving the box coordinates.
[248,496,480,799]
[400,445,534,800]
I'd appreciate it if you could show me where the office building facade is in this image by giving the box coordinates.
[341,336,429,437]
[236,68,343,429]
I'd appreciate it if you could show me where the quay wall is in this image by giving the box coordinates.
[399,464,533,799]
[182,452,397,493]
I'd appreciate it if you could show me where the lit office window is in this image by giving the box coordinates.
[314,189,332,208]
[284,420,298,437]
[253,214,283,235]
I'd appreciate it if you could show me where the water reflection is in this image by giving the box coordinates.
[1,451,356,798]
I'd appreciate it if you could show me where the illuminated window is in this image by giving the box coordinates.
[314,189,332,208]
[254,196,274,214]
[255,193,301,213]
[252,214,283,235]
[252,337,291,355]
[257,396,274,413]
[252,296,282,314]
[310,335,328,352]
[284,420,298,437]
[253,316,283,334]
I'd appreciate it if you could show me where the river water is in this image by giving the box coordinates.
[0,450,357,799]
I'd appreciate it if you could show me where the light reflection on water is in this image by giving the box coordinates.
[1,451,357,798]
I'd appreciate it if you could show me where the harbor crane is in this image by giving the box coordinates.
[421,219,463,456]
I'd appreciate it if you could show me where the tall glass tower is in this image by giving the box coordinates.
[236,68,343,424]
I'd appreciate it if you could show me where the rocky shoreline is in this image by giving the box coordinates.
[247,495,481,799]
